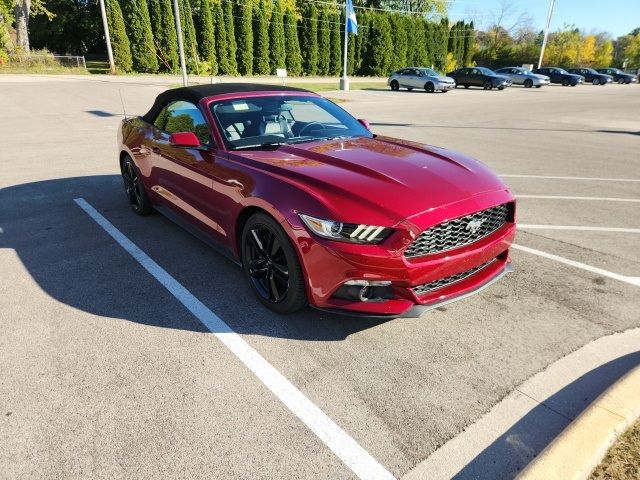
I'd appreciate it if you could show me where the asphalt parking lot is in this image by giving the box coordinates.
[1,76,639,479]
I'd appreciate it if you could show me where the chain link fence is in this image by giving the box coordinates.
[8,54,86,70]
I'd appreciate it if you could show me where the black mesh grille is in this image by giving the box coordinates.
[405,203,510,258]
[412,258,496,296]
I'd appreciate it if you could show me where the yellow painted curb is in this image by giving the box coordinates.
[517,364,640,480]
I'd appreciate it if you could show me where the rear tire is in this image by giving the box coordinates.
[390,80,399,91]
[464,84,469,89]
[524,79,533,88]
[483,80,492,90]
[425,82,435,93]
[241,213,307,314]
[618,78,625,84]
[562,78,569,86]
[121,155,152,216]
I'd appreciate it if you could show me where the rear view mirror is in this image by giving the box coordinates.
[169,131,201,148]
[358,119,371,130]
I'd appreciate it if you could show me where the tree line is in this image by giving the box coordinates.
[102,0,475,76]
[1,0,473,75]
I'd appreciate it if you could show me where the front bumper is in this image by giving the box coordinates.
[437,82,456,90]
[284,192,516,317]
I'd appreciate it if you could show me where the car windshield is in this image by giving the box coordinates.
[584,68,598,74]
[419,68,438,76]
[210,95,373,150]
[556,68,569,74]
[476,67,495,75]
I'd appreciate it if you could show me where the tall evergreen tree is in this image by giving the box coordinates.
[317,6,331,75]
[193,0,217,73]
[213,1,229,74]
[150,0,179,72]
[283,8,302,75]
[353,10,369,75]
[179,0,199,72]
[269,0,285,71]
[300,3,318,75]
[462,22,474,66]
[235,0,253,75]
[252,0,270,74]
[389,13,407,70]
[409,16,428,67]
[434,18,449,70]
[329,9,342,75]
[120,0,158,72]
[105,0,132,72]
[364,12,393,76]
[223,0,238,74]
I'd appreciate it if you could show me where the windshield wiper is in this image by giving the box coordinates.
[233,141,287,150]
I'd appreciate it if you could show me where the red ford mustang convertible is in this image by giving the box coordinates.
[118,84,516,316]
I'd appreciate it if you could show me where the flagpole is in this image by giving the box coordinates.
[340,0,349,91]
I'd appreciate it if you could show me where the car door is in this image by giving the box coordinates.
[405,68,421,88]
[148,100,228,240]
[549,69,561,83]
[397,69,412,88]
[469,68,483,86]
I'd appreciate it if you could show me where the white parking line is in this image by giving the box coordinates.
[517,195,640,203]
[512,244,640,287]
[74,198,394,480]
[500,174,640,182]
[518,225,640,233]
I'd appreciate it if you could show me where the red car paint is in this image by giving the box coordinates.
[119,89,516,316]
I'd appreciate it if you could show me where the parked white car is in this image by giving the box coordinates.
[494,67,550,88]
[388,67,456,93]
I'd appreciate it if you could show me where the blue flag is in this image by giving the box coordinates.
[346,0,358,34]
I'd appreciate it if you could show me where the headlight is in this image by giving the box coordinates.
[299,213,392,243]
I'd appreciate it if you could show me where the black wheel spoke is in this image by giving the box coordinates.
[272,261,288,276]
[250,229,267,255]
[268,272,280,302]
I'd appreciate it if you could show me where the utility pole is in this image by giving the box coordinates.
[340,1,349,91]
[173,0,188,86]
[98,0,115,74]
[537,0,556,69]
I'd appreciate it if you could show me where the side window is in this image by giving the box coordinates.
[154,100,212,145]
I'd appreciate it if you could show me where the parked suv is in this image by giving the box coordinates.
[595,68,638,84]
[533,67,584,86]
[388,67,456,93]
[567,68,613,85]
[446,67,511,90]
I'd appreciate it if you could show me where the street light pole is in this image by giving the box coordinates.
[537,0,556,69]
[173,0,188,86]
[98,0,115,74]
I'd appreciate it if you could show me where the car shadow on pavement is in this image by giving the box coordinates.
[0,175,390,341]
[451,350,640,480]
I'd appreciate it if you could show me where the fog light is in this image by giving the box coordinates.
[333,280,394,302]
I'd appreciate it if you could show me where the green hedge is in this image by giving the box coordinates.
[104,0,473,76]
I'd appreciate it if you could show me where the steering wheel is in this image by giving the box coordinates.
[298,122,329,136]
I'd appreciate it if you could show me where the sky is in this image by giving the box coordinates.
[447,0,640,38]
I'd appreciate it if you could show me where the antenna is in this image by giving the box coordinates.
[118,89,128,119]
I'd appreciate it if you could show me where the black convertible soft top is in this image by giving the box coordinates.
[141,83,311,123]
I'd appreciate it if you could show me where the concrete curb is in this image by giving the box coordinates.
[516,364,640,480]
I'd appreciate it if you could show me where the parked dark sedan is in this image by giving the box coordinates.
[567,68,613,85]
[533,67,584,86]
[447,67,511,90]
[596,68,638,84]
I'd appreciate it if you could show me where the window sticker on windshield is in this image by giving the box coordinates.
[232,101,250,111]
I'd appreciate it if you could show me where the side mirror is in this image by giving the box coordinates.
[358,118,371,130]
[169,131,201,148]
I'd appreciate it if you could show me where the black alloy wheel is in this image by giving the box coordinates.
[483,80,492,90]
[242,213,307,314]
[592,78,600,85]
[425,82,435,93]
[524,79,533,88]
[390,80,399,91]
[121,155,152,215]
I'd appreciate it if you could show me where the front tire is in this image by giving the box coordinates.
[390,80,399,91]
[121,155,152,215]
[618,78,625,84]
[562,78,569,86]
[483,80,492,90]
[425,82,435,93]
[592,78,600,85]
[241,213,307,314]
[524,79,533,88]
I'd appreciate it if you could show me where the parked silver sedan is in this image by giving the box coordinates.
[388,67,456,93]
[494,67,550,88]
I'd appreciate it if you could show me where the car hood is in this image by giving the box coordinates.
[494,74,511,81]
[532,73,550,80]
[435,75,455,82]
[233,136,510,225]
